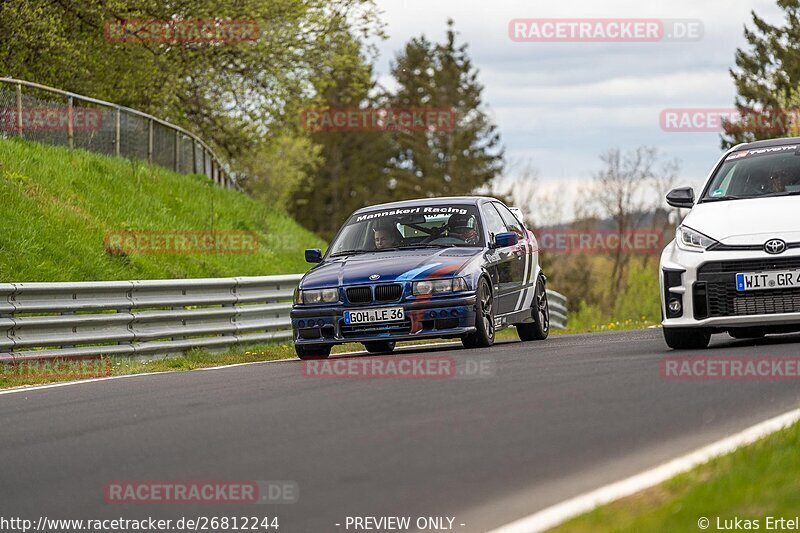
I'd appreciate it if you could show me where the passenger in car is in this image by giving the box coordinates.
[373,226,402,250]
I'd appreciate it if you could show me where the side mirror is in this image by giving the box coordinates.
[666,187,695,209]
[305,248,323,263]
[493,231,519,248]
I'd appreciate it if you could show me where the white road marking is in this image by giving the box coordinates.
[0,341,463,396]
[488,407,800,533]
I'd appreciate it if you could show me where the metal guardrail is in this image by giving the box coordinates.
[0,78,237,189]
[0,275,298,362]
[548,290,568,330]
[0,275,568,361]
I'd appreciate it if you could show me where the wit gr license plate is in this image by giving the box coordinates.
[344,307,405,325]
[736,270,800,291]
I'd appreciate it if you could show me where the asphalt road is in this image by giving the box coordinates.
[2,329,800,532]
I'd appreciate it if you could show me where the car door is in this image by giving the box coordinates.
[480,203,519,315]
[492,202,529,313]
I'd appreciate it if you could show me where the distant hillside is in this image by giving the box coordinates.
[0,138,325,282]
[534,210,672,232]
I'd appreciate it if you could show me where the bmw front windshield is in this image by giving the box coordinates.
[702,144,800,202]
[328,205,484,256]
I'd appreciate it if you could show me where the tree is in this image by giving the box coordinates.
[587,146,678,297]
[387,19,504,199]
[722,0,800,147]
[289,29,395,240]
[0,0,384,161]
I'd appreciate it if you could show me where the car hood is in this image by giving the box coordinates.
[300,248,481,289]
[684,197,800,245]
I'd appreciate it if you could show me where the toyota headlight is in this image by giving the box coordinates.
[296,288,339,304]
[412,277,468,296]
[676,225,719,252]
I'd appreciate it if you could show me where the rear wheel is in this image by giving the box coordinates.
[517,275,549,341]
[462,278,495,349]
[663,327,711,350]
[363,341,396,354]
[294,343,332,360]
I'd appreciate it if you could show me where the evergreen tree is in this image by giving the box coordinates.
[387,19,504,199]
[722,0,800,147]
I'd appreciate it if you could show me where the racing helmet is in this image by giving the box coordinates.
[447,213,479,244]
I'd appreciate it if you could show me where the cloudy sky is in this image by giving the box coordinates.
[369,0,784,219]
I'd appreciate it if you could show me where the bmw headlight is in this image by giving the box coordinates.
[412,277,468,296]
[296,288,339,304]
[676,225,719,252]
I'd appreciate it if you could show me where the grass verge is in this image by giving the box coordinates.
[0,137,324,281]
[552,419,800,532]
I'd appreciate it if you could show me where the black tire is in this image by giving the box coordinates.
[363,341,396,354]
[663,327,711,350]
[462,278,495,349]
[517,275,549,341]
[729,328,766,339]
[294,343,332,360]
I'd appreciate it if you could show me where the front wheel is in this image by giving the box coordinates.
[295,343,332,360]
[517,275,549,341]
[663,327,711,350]
[363,341,396,354]
[462,278,495,349]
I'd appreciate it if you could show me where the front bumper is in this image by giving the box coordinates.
[660,240,800,329]
[291,294,478,346]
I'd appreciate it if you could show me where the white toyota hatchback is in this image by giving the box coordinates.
[660,137,800,349]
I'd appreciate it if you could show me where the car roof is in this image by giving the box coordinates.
[352,196,500,214]
[731,136,800,151]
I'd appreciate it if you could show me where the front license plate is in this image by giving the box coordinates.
[736,270,800,291]
[344,307,405,325]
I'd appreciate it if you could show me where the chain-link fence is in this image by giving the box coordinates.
[0,78,236,189]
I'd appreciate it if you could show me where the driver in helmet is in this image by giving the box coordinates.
[446,213,479,245]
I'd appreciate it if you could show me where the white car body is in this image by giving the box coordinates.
[660,137,800,349]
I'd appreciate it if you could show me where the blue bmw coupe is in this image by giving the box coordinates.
[291,196,549,358]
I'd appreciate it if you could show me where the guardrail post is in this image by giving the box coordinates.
[114,107,121,157]
[15,83,22,136]
[67,96,74,149]
[174,130,180,171]
[147,119,153,164]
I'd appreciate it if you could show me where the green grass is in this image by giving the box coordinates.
[0,137,325,281]
[0,344,296,389]
[553,420,800,532]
